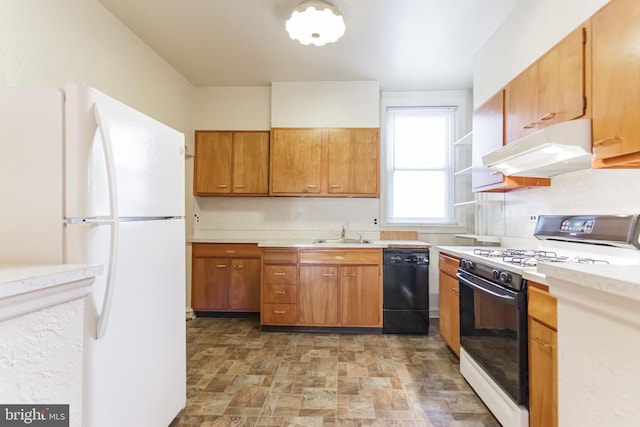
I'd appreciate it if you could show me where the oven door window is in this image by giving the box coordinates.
[458,271,528,405]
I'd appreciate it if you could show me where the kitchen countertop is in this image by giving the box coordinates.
[538,262,640,303]
[190,238,431,249]
[0,264,102,321]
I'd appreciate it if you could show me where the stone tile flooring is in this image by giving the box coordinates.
[170,317,499,426]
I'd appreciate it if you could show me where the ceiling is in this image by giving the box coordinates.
[98,0,520,91]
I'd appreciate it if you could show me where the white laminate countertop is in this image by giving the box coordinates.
[0,264,103,299]
[538,262,640,303]
[190,238,431,249]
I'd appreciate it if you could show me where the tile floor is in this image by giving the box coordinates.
[170,317,499,426]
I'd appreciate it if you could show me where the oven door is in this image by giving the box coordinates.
[457,270,529,405]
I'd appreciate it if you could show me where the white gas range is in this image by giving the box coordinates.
[449,214,640,427]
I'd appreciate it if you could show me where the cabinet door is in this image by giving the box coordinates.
[505,64,539,144]
[270,129,322,194]
[327,129,379,196]
[592,0,640,167]
[230,258,261,311]
[338,266,381,326]
[538,26,586,127]
[472,91,505,190]
[438,271,460,356]
[233,132,269,195]
[194,132,233,195]
[529,318,558,427]
[299,266,338,325]
[191,256,230,310]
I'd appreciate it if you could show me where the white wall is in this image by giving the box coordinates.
[472,0,640,243]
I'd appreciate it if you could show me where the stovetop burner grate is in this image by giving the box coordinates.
[473,248,610,267]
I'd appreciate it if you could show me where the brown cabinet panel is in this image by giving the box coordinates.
[529,318,558,427]
[528,283,558,329]
[592,0,640,168]
[192,243,261,313]
[438,253,460,356]
[194,132,233,194]
[262,303,298,324]
[262,249,298,265]
[327,128,379,196]
[338,266,381,326]
[299,249,381,265]
[299,266,339,325]
[270,128,323,194]
[230,258,261,311]
[505,64,539,143]
[192,256,230,310]
[194,131,269,196]
[263,265,297,284]
[263,284,297,304]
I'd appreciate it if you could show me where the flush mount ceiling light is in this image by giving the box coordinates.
[286,0,345,46]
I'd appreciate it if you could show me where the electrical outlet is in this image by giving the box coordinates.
[529,215,538,223]
[373,218,378,225]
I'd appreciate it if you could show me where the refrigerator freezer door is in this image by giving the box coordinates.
[0,87,64,263]
[78,218,186,427]
[64,84,185,219]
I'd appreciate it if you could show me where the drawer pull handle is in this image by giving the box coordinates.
[216,264,227,268]
[521,122,537,129]
[593,136,621,146]
[532,336,553,350]
[274,310,286,314]
[233,265,244,269]
[217,184,229,188]
[343,273,356,277]
[451,288,459,294]
[322,273,335,277]
[538,112,556,121]
[330,184,341,189]
[274,291,286,294]
[274,272,286,276]
[234,184,246,188]
[306,184,318,188]
[225,250,236,254]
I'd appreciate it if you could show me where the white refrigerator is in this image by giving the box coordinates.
[0,84,186,426]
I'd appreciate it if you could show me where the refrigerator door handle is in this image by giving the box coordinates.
[94,104,120,339]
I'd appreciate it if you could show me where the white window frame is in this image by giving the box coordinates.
[380,91,472,230]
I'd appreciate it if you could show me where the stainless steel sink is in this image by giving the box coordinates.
[313,238,372,244]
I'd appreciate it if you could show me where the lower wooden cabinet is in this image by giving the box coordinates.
[191,243,261,313]
[261,248,382,329]
[261,249,299,325]
[438,253,460,356]
[528,282,558,427]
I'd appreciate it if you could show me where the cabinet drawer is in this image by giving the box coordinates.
[438,253,460,277]
[299,249,381,265]
[262,303,297,324]
[263,249,298,265]
[193,243,261,258]
[528,283,557,330]
[263,284,297,303]
[264,265,297,284]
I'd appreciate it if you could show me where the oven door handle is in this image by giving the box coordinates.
[456,271,517,306]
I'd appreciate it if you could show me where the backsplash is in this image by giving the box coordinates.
[502,168,640,240]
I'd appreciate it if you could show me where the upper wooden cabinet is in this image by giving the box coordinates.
[472,91,551,192]
[194,131,269,196]
[591,0,640,168]
[505,26,587,144]
[270,128,380,197]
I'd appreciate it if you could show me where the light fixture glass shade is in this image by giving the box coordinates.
[286,0,345,46]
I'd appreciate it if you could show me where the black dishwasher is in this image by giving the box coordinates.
[382,248,430,334]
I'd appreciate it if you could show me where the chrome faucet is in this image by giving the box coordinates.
[341,226,345,239]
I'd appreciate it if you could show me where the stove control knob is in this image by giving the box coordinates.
[465,260,476,271]
[492,269,500,280]
[499,271,512,284]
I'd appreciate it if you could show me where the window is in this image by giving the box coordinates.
[385,106,456,224]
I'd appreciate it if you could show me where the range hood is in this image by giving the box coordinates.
[482,119,592,177]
